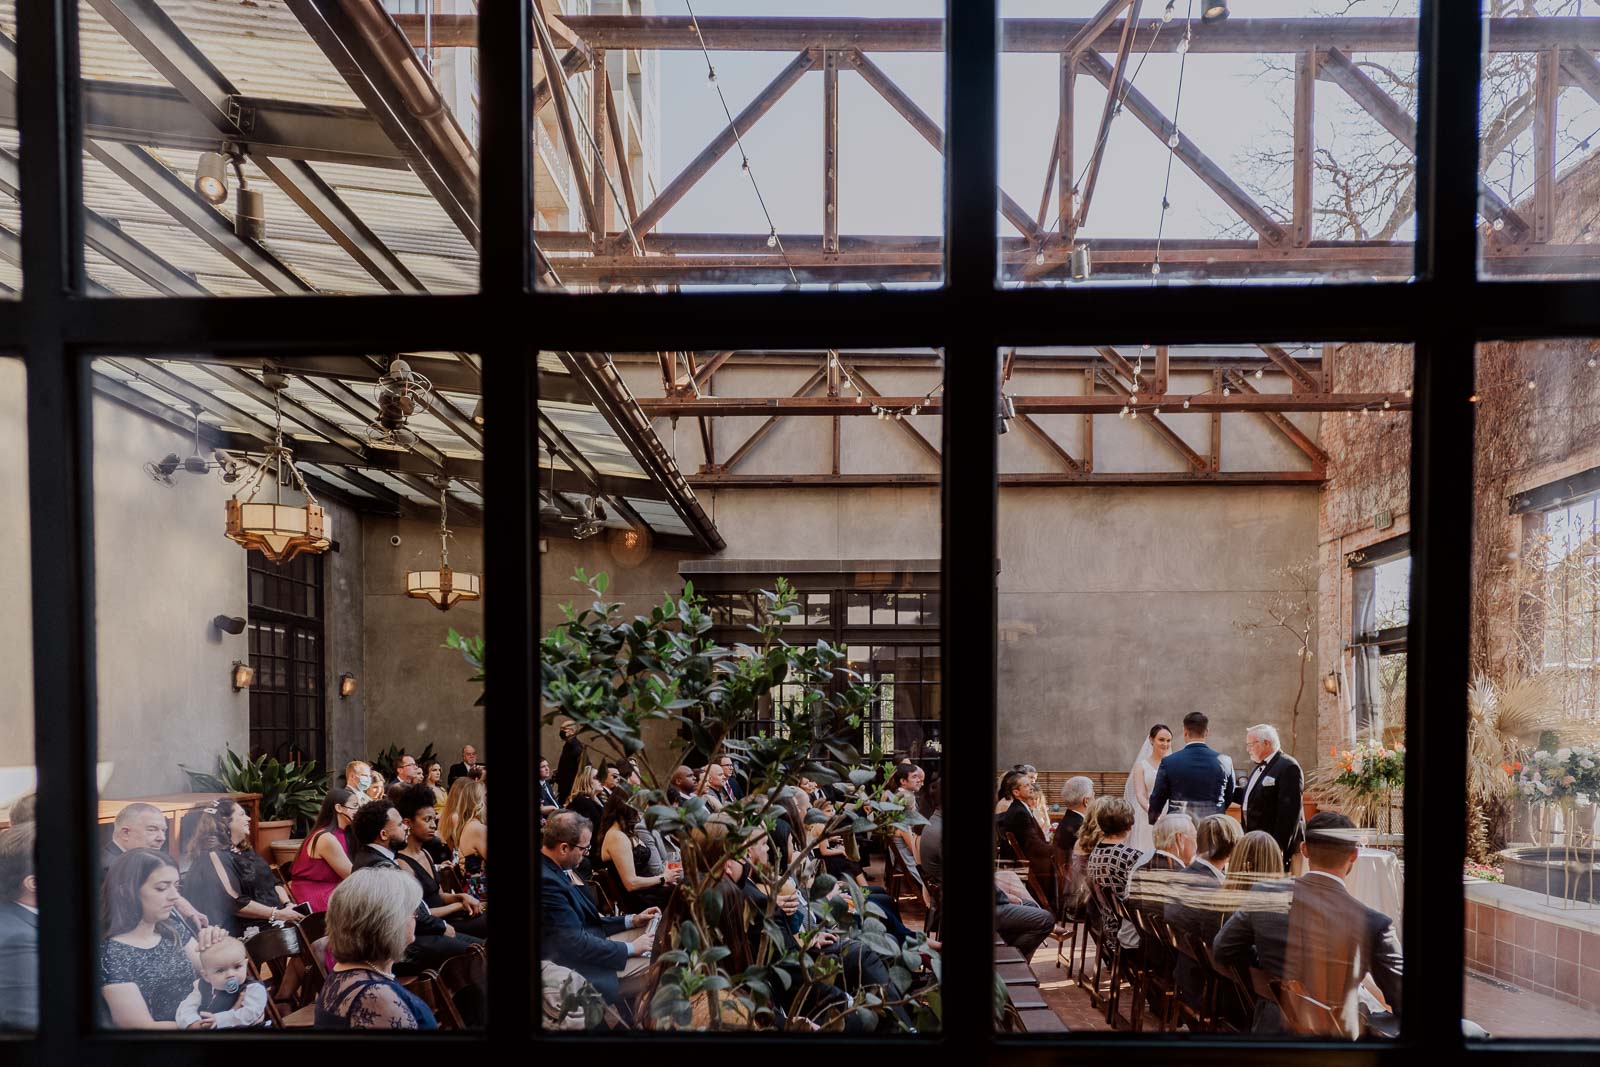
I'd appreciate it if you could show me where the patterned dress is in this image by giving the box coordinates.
[1087,841,1145,949]
[314,968,437,1030]
[100,933,195,1023]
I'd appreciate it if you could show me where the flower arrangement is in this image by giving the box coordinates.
[1463,861,1504,883]
[1514,746,1600,805]
[1330,737,1406,795]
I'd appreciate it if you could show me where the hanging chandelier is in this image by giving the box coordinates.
[224,374,331,563]
[405,481,482,611]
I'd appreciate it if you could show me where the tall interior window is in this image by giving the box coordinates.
[247,550,326,767]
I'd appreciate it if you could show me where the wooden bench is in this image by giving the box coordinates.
[996,938,1070,1034]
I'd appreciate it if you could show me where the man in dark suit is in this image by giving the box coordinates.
[539,811,658,1008]
[538,757,561,818]
[553,721,584,803]
[1165,814,1243,1018]
[998,770,1057,912]
[347,800,481,975]
[1148,710,1235,822]
[0,823,38,1031]
[1051,776,1093,869]
[101,803,208,929]
[447,744,478,786]
[1129,813,1197,982]
[1236,723,1305,870]
[717,755,744,802]
[1214,812,1402,1037]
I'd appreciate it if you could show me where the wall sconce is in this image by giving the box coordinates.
[339,673,357,700]
[213,615,246,635]
[1322,671,1340,695]
[231,661,255,691]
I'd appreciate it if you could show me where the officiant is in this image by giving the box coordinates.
[1236,723,1305,871]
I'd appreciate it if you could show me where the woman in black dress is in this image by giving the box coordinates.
[596,789,680,911]
[100,847,225,1028]
[393,783,487,938]
[183,798,304,938]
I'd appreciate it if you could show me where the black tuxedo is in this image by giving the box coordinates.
[447,761,476,786]
[1148,742,1234,822]
[553,736,584,803]
[1214,872,1402,1036]
[538,778,561,810]
[1235,750,1305,865]
[0,900,37,1030]
[1052,808,1085,866]
[1000,799,1057,910]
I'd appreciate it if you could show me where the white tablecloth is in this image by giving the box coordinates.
[1346,847,1403,940]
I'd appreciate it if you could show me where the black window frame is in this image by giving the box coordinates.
[246,549,327,769]
[13,0,1590,1061]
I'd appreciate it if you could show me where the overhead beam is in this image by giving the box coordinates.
[1012,414,1083,474]
[1076,49,1284,244]
[632,50,817,235]
[1292,49,1315,247]
[560,15,1600,54]
[1559,47,1600,105]
[822,48,840,255]
[534,47,593,116]
[1072,0,1141,234]
[84,140,316,293]
[716,366,829,471]
[1533,48,1559,243]
[686,471,1326,488]
[1259,343,1320,392]
[845,49,1038,239]
[1315,47,1529,240]
[637,391,1410,416]
[533,0,600,236]
[254,156,426,292]
[1095,371,1208,471]
[1222,370,1329,472]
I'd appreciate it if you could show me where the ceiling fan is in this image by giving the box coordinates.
[144,404,243,487]
[365,358,434,448]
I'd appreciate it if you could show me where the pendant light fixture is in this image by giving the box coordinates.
[224,373,331,562]
[405,481,482,611]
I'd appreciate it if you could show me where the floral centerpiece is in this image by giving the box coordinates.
[1329,738,1406,835]
[1514,746,1600,806]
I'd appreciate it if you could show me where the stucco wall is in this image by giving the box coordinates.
[0,359,33,808]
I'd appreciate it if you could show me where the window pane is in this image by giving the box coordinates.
[1467,339,1600,1039]
[1478,3,1600,281]
[999,342,1412,1037]
[533,2,946,291]
[91,353,487,1030]
[1001,2,1418,287]
[0,2,20,296]
[0,356,37,1031]
[538,348,943,1032]
[77,0,479,296]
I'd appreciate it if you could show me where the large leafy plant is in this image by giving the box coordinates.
[541,570,940,1032]
[370,742,438,783]
[180,747,323,830]
[445,629,486,706]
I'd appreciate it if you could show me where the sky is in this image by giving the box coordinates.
[645,0,1599,257]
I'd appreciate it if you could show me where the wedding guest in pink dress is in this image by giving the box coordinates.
[289,786,359,913]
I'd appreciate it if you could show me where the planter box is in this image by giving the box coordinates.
[253,819,295,864]
[1465,879,1600,1015]
[1501,845,1600,900]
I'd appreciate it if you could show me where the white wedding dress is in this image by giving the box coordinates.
[1122,742,1159,859]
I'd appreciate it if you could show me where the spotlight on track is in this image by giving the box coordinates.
[1202,0,1229,23]
[194,151,229,204]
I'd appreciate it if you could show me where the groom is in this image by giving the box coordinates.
[1148,711,1235,822]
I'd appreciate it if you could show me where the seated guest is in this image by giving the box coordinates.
[289,786,359,912]
[183,798,303,937]
[1140,813,1198,874]
[5,793,34,827]
[447,745,478,787]
[598,790,681,912]
[883,764,926,887]
[921,793,1052,960]
[697,761,729,812]
[437,777,483,854]
[0,824,38,1030]
[100,848,226,1028]
[717,755,744,802]
[1128,812,1197,980]
[393,754,423,787]
[175,934,268,1030]
[1215,813,1402,1038]
[394,784,487,939]
[347,799,481,975]
[1014,764,1051,832]
[1052,777,1094,876]
[998,769,1056,912]
[567,766,606,828]
[342,760,374,796]
[540,811,658,1008]
[423,760,449,807]
[1166,814,1243,1016]
[102,803,207,930]
[365,771,386,803]
[315,867,438,1030]
[1085,797,1142,951]
[597,762,623,798]
[441,780,489,903]
[1222,830,1286,898]
[665,765,697,805]
[538,758,561,818]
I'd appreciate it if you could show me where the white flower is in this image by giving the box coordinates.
[1557,748,1573,762]
[1540,782,1555,795]
[1351,758,1365,774]
[1582,759,1595,770]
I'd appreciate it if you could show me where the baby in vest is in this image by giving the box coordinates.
[177,935,270,1029]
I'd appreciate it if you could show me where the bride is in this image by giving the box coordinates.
[1122,723,1174,857]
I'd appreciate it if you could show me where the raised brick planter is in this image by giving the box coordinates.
[1466,879,1600,1013]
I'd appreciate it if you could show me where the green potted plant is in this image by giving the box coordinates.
[180,747,323,861]
[370,742,437,783]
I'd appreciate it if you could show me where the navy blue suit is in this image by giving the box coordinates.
[0,900,37,1031]
[539,853,631,1003]
[1148,741,1234,823]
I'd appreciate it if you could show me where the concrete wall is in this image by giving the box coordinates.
[361,514,486,770]
[89,391,249,798]
[0,359,33,808]
[321,497,366,777]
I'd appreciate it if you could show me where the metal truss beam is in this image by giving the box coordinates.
[686,471,1326,488]
[638,391,1409,416]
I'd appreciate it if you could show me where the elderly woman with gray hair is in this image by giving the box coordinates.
[314,867,438,1030]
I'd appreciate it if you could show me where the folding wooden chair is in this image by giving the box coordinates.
[437,945,487,1029]
[400,970,463,1030]
[243,924,315,1016]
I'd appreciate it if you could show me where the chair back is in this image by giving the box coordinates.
[400,970,464,1029]
[437,945,487,1027]
[1277,978,1348,1038]
[244,923,310,1009]
[590,867,626,916]
[437,864,463,895]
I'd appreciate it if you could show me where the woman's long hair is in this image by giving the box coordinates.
[1222,831,1284,895]
[598,788,639,841]
[567,765,602,804]
[438,777,485,851]
[1075,797,1114,855]
[185,797,242,865]
[102,847,181,942]
[309,786,356,840]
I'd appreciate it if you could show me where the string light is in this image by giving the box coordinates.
[1527,378,1538,390]
[1254,368,1264,379]
[1588,356,1598,369]
[1035,249,1046,266]
[1182,398,1191,409]
[1151,1,1195,286]
[1163,0,1176,20]
[1222,384,1231,397]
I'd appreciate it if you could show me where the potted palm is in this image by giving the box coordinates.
[180,747,323,861]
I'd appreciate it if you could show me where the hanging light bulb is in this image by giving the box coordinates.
[1167,130,1181,149]
[707,67,718,85]
[1176,33,1191,56]
[740,156,750,172]
[1119,406,1128,419]
[1383,399,1392,410]
[1151,261,1162,276]
[1527,378,1537,390]
[1153,407,1161,416]
[1130,408,1139,420]
[1162,0,1176,21]
[766,230,778,248]
[1202,0,1230,22]
[1035,249,1046,266]
[1404,388,1413,398]
[1588,356,1598,369]
[1492,217,1506,231]
[1182,398,1191,410]
[1222,385,1231,397]
[1254,368,1264,380]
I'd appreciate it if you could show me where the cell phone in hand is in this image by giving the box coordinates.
[290,901,313,917]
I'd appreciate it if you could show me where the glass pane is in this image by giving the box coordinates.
[0,2,20,296]
[1478,3,1600,281]
[999,341,1412,1037]
[539,347,943,1032]
[534,2,946,291]
[0,356,36,1031]
[1001,2,1419,287]
[91,353,487,1030]
[77,0,479,296]
[1467,339,1600,1039]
